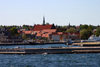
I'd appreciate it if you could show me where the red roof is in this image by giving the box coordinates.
[52,32,80,35]
[57,32,63,35]
[33,24,53,31]
[42,33,49,38]
[42,29,56,34]
[35,29,56,38]
[24,31,32,34]
[36,33,42,37]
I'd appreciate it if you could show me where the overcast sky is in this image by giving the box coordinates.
[0,0,100,26]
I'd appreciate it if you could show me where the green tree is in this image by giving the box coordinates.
[95,27,100,36]
[22,34,27,39]
[80,24,88,30]
[80,29,92,39]
[56,26,67,32]
[0,25,4,28]
[9,27,18,36]
[66,27,77,33]
[22,25,33,30]
[22,25,29,30]
[88,25,94,30]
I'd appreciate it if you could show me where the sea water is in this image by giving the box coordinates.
[0,44,99,67]
[0,54,100,67]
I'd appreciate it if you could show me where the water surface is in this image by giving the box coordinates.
[0,44,97,67]
[0,44,67,49]
[0,53,100,67]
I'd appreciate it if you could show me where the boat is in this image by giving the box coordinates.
[81,35,100,42]
[42,52,48,54]
[65,39,73,45]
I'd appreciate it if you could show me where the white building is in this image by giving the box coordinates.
[88,35,100,41]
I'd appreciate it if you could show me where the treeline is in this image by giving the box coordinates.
[0,24,100,40]
[0,25,33,37]
[56,24,100,40]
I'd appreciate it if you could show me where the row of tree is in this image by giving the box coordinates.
[56,24,100,40]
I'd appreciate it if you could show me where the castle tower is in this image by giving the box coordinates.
[43,16,45,25]
[69,22,70,27]
[67,22,71,29]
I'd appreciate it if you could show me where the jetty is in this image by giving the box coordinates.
[0,47,100,54]
[72,42,100,47]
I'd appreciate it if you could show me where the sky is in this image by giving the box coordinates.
[0,0,100,26]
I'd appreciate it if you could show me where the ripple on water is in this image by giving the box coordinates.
[0,54,100,67]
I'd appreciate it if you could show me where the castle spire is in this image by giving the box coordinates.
[43,16,45,25]
[69,22,70,27]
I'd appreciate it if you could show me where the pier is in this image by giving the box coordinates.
[72,42,100,47]
[0,47,100,54]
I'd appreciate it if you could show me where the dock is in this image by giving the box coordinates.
[72,42,100,47]
[0,47,100,54]
[0,42,66,45]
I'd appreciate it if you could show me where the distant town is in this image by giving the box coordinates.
[0,17,100,44]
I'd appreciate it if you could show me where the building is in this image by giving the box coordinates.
[33,17,55,32]
[33,17,56,40]
[0,28,23,44]
[36,29,56,38]
[88,35,100,41]
[33,24,55,31]
[51,32,80,42]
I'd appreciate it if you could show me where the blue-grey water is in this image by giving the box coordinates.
[0,54,100,67]
[0,44,79,49]
[0,44,99,67]
[0,44,67,49]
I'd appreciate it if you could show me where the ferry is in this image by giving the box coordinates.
[81,35,100,42]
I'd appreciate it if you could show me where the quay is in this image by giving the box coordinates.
[0,47,100,54]
[0,42,65,45]
[72,42,100,47]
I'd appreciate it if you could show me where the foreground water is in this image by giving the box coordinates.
[0,44,99,67]
[0,54,100,67]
